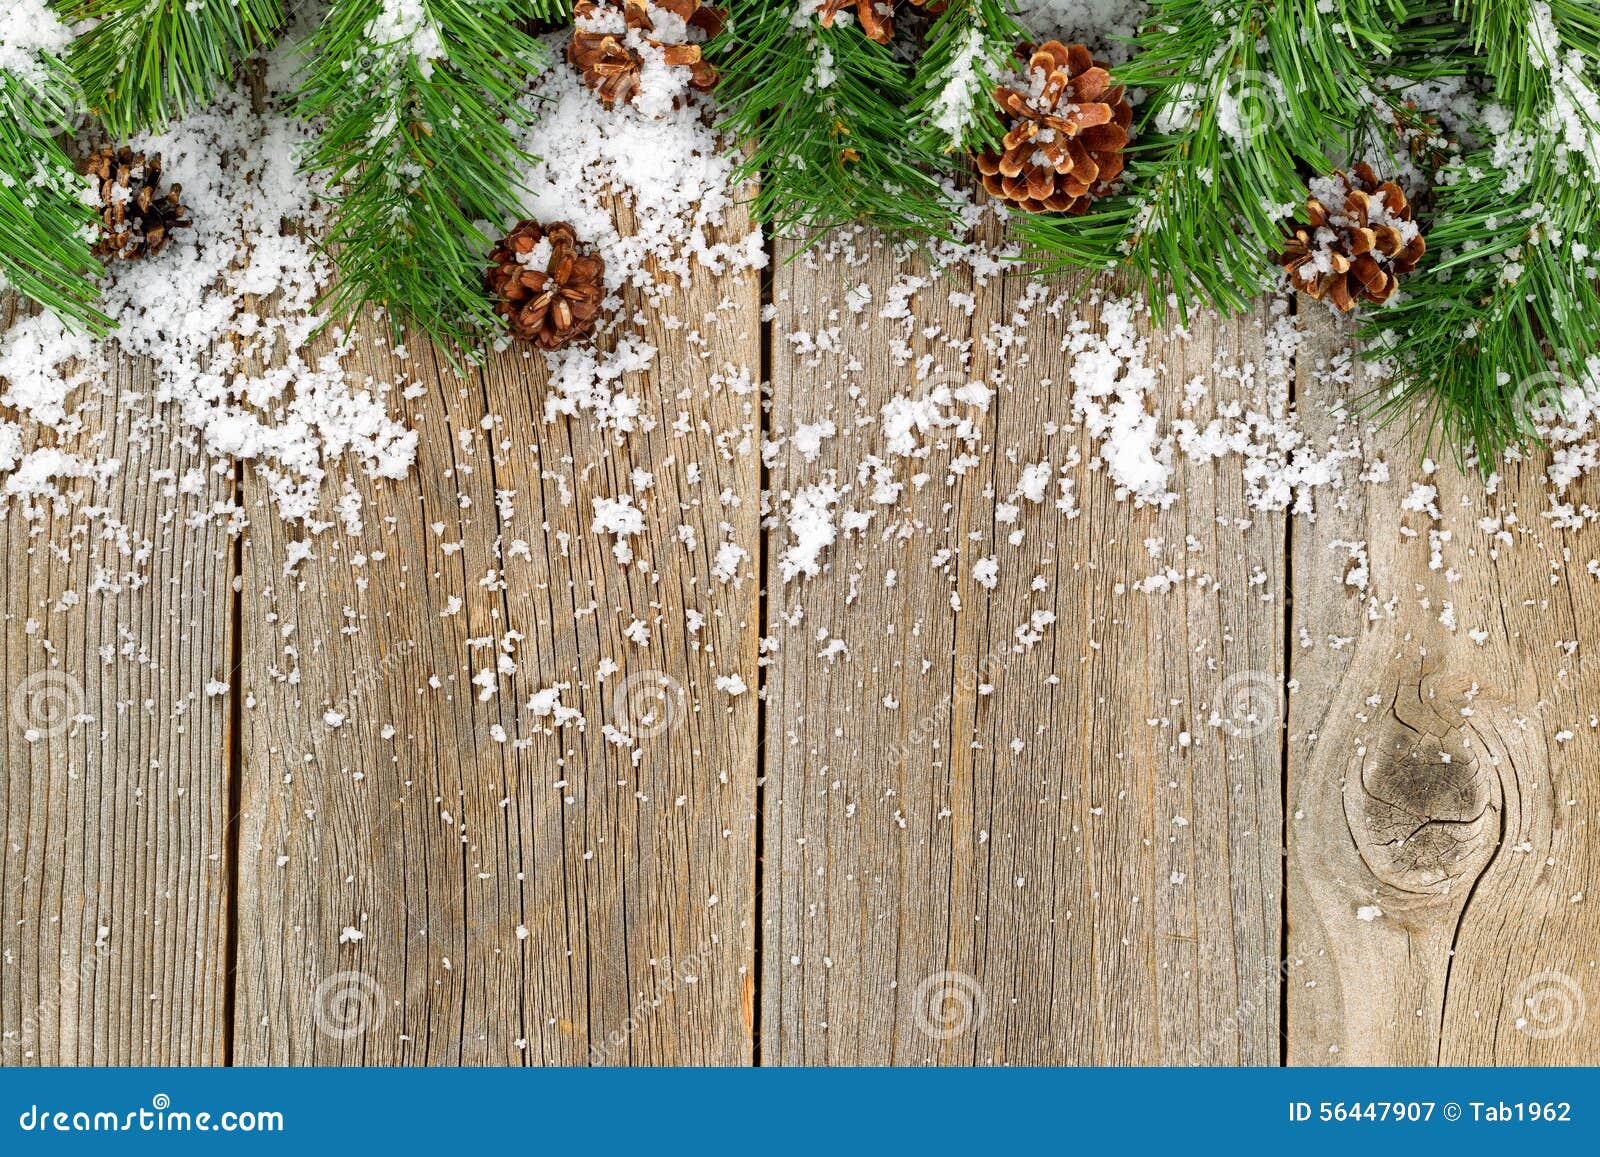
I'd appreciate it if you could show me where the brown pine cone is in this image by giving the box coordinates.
[86,146,192,261]
[486,220,606,351]
[971,42,1132,215]
[814,0,940,45]
[568,0,724,109]
[1277,163,1426,311]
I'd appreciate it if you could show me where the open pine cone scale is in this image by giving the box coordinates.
[1279,162,1426,311]
[815,0,942,46]
[87,146,193,261]
[568,0,724,109]
[973,41,1132,215]
[486,220,606,351]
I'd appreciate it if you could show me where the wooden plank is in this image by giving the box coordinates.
[761,243,1285,1064]
[1288,309,1600,1063]
[0,298,235,1064]
[233,228,762,1063]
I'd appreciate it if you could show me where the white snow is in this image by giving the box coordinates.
[0,0,70,92]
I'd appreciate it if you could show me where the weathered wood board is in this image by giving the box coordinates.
[761,249,1283,1064]
[1,300,235,1064]
[1287,310,1600,1064]
[233,217,763,1064]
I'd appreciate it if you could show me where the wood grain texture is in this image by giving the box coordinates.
[1288,308,1600,1063]
[10,227,1600,1071]
[760,245,1284,1064]
[0,299,235,1064]
[233,230,762,1064]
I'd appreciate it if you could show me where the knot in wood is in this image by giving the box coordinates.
[1342,681,1501,901]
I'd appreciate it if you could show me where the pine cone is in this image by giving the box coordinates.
[568,0,724,109]
[1277,163,1426,311]
[486,221,606,351]
[971,42,1132,215]
[814,0,940,45]
[86,147,192,261]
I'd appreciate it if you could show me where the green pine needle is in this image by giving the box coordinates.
[0,42,106,330]
[909,0,1027,156]
[2,0,1597,463]
[1464,0,1600,124]
[1370,2,1600,460]
[57,0,287,136]
[297,1,554,351]
[713,4,961,239]
[1018,0,1411,317]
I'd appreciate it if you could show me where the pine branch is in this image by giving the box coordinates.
[1018,0,1409,316]
[909,0,1026,155]
[56,0,286,135]
[713,3,960,238]
[0,7,105,329]
[1370,1,1600,456]
[1463,0,1600,123]
[296,1,555,350]
[1368,142,1600,455]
